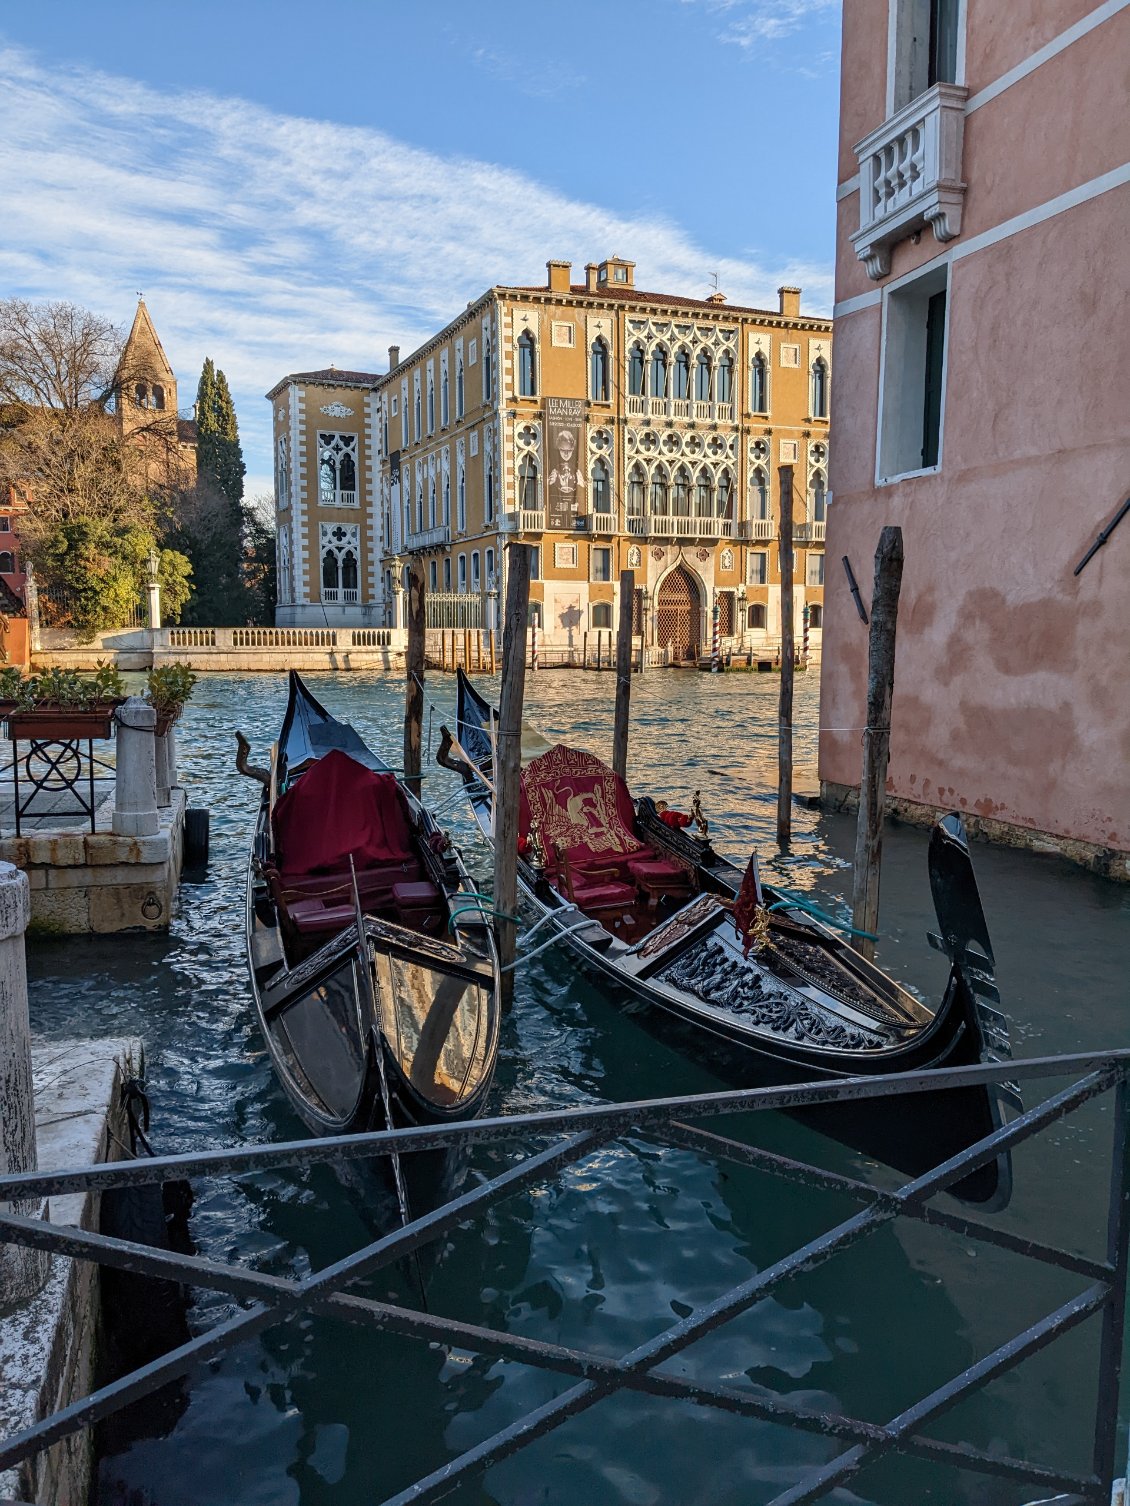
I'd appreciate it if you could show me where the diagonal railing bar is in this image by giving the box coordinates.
[0,1208,1094,1498]
[766,1284,1110,1506]
[0,1051,1123,1204]
[0,1130,604,1474]
[378,1073,1111,1506]
[665,1120,1113,1283]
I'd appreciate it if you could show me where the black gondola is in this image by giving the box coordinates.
[443,669,1018,1208]
[243,672,500,1139]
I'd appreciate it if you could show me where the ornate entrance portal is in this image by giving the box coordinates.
[656,564,701,662]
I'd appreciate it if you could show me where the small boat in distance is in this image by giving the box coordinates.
[243,671,500,1141]
[442,669,1017,1209]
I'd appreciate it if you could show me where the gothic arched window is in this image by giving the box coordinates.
[322,551,339,592]
[695,468,713,517]
[134,383,148,408]
[518,332,537,397]
[590,338,609,402]
[152,385,165,411]
[716,468,734,518]
[0,552,14,573]
[673,466,691,516]
[441,368,449,426]
[341,551,359,592]
[427,375,435,432]
[592,458,611,513]
[650,465,669,515]
[443,472,451,523]
[811,357,829,419]
[751,466,769,519]
[628,343,645,397]
[751,351,768,413]
[811,468,828,521]
[649,346,668,400]
[695,351,712,402]
[627,463,646,516]
[716,353,733,404]
[673,348,691,400]
[456,357,464,418]
[519,455,538,511]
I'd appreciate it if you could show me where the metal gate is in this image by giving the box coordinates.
[717,590,735,636]
[657,564,700,660]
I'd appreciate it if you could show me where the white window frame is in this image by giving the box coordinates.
[875,258,951,485]
[457,553,467,592]
[591,546,612,583]
[748,550,768,586]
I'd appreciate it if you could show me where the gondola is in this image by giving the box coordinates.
[243,671,500,1140]
[441,669,1018,1208]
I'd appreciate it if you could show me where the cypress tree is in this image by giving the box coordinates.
[196,359,245,510]
[178,357,250,623]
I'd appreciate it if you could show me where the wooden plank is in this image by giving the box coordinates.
[493,543,532,997]
[850,526,904,961]
[777,464,795,849]
[403,567,425,798]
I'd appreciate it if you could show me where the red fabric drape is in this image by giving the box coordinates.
[273,749,413,876]
[519,744,644,867]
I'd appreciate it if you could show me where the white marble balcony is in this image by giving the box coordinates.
[851,82,967,279]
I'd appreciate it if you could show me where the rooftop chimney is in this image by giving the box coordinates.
[585,262,599,293]
[778,286,801,318]
[547,260,572,293]
[388,345,400,370]
[707,291,727,304]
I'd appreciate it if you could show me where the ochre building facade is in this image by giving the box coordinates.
[268,258,832,654]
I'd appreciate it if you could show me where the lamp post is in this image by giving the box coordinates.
[146,546,161,632]
[390,554,404,629]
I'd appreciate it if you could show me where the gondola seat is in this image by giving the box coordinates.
[627,852,694,905]
[392,879,444,934]
[553,842,636,920]
[519,744,648,889]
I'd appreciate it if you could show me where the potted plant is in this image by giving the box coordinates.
[145,661,197,735]
[2,663,126,741]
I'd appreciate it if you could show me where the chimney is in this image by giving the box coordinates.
[387,345,400,370]
[547,259,572,293]
[585,262,599,293]
[778,286,801,318]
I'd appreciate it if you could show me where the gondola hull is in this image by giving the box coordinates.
[450,669,1016,1208]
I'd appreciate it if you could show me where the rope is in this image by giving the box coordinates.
[767,889,879,941]
[501,917,593,971]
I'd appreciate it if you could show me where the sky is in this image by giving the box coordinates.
[0,0,843,499]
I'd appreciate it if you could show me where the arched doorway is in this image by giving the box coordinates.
[657,564,701,662]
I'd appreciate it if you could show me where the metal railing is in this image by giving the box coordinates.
[424,591,484,629]
[0,1051,1127,1505]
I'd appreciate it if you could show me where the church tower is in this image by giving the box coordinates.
[117,299,179,441]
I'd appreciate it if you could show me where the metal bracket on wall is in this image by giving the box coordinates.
[1074,496,1130,577]
[842,554,869,623]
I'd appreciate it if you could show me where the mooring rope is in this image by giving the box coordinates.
[767,889,879,941]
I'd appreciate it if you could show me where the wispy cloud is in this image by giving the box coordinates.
[0,40,831,495]
[681,0,840,54]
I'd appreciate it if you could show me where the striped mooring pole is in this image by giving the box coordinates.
[802,601,810,665]
[531,615,539,671]
[711,595,721,673]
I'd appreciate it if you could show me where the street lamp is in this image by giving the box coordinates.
[737,584,747,654]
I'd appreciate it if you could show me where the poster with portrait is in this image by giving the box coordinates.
[545,397,585,530]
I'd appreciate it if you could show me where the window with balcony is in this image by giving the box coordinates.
[591,602,612,629]
[751,466,770,519]
[443,472,451,525]
[484,446,495,523]
[716,469,734,518]
[485,547,495,590]
[878,263,949,479]
[893,0,961,110]
[811,470,828,523]
[471,551,481,592]
[458,553,467,591]
[695,468,712,518]
[628,343,645,397]
[673,466,691,517]
[811,358,829,419]
[751,351,768,413]
[716,352,733,404]
[592,459,611,513]
[649,346,668,400]
[674,348,691,400]
[749,551,768,585]
[519,455,538,511]
[518,332,537,397]
[429,476,437,529]
[590,338,610,401]
[627,463,646,516]
[592,547,612,583]
[317,432,358,506]
[695,351,712,402]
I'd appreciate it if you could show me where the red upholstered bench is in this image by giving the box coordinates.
[392,879,444,934]
[627,852,694,907]
[286,897,359,935]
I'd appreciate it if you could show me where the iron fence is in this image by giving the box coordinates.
[0,1049,1127,1505]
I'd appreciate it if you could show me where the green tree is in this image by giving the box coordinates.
[195,358,245,509]
[34,519,191,642]
[176,358,250,623]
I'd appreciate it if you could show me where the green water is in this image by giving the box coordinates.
[24,668,1130,1505]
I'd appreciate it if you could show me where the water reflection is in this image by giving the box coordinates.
[22,668,1127,1504]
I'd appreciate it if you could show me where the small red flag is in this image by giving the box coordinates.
[732,852,765,957]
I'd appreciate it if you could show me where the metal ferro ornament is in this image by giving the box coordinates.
[526,816,548,871]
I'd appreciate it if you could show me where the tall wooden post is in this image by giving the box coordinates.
[776,464,795,848]
[851,526,904,961]
[489,629,497,674]
[403,567,425,798]
[493,542,532,998]
[612,569,635,780]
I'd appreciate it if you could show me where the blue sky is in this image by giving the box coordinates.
[0,0,842,497]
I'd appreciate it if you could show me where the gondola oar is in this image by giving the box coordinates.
[349,857,428,1307]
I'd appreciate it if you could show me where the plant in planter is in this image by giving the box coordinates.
[145,662,197,734]
[2,661,127,740]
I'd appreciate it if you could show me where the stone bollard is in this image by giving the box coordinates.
[155,722,178,808]
[0,861,50,1308]
[112,698,159,837]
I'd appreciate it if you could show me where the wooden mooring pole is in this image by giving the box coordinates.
[404,567,425,798]
[850,526,904,961]
[493,543,532,999]
[776,464,795,848]
[612,569,634,780]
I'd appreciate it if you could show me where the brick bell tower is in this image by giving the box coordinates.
[117,298,179,441]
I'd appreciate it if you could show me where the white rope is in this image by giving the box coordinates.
[502,916,594,972]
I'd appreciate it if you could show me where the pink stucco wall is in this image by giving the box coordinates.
[822,4,1130,855]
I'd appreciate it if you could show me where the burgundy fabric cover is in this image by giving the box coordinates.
[273,749,414,876]
[520,744,645,879]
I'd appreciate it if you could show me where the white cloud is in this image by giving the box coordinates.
[681,0,840,51]
[0,40,832,495]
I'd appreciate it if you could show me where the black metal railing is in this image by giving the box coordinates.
[0,1049,1127,1505]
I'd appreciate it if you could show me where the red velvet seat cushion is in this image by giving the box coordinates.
[286,898,359,935]
[392,880,441,908]
[273,749,414,876]
[628,855,690,883]
[569,879,636,909]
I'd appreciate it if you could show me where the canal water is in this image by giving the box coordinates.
[24,669,1130,1505]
